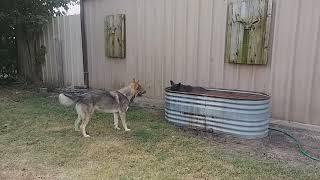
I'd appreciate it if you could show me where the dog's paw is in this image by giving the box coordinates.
[83,134,91,138]
[125,128,131,132]
[114,126,121,130]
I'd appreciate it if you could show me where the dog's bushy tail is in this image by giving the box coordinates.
[59,94,75,106]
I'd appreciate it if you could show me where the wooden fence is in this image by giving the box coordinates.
[39,15,84,87]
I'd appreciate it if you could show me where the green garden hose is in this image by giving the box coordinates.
[269,127,320,161]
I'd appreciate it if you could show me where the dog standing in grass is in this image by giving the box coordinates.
[58,79,146,137]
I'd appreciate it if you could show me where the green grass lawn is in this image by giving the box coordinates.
[0,86,319,179]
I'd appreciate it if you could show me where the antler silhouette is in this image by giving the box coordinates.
[232,7,263,30]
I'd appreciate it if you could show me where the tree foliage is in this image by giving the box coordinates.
[0,0,78,82]
[0,0,78,33]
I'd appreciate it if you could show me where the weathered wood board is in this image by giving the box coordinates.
[225,0,272,65]
[105,14,126,58]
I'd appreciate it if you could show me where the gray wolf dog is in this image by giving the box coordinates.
[58,79,146,137]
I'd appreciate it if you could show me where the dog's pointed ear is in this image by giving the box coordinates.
[170,80,175,86]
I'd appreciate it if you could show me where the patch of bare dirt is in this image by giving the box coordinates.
[176,123,320,166]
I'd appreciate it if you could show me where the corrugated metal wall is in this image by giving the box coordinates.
[40,15,84,87]
[83,0,320,126]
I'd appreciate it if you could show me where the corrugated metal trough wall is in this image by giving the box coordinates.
[83,0,320,126]
[165,88,271,139]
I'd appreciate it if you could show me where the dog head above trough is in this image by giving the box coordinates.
[170,80,182,91]
[169,80,194,92]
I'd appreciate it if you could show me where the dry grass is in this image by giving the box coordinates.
[0,86,319,180]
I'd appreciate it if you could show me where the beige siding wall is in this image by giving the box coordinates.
[40,15,84,87]
[84,0,320,126]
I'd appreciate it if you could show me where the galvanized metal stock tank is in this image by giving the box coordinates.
[165,87,271,139]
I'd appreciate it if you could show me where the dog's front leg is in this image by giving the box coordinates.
[119,112,130,131]
[113,112,120,130]
[80,115,91,137]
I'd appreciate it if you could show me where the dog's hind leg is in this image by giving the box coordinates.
[113,112,120,130]
[80,115,91,137]
[74,114,82,131]
[75,104,84,131]
[119,112,130,131]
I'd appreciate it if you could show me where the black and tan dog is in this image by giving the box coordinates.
[170,80,206,93]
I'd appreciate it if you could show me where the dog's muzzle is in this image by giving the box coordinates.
[137,90,146,96]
